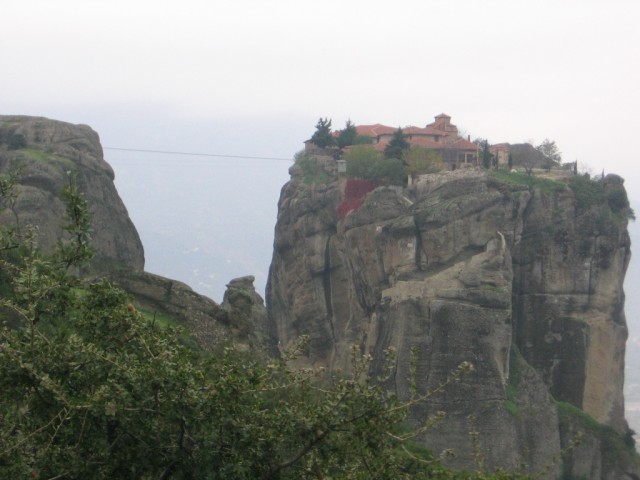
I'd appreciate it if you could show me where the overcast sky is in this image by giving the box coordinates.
[4,0,640,180]
[2,0,640,300]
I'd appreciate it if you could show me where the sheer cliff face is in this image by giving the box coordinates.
[267,160,635,477]
[0,116,144,272]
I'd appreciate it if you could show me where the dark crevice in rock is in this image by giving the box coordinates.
[588,234,600,300]
[512,188,536,344]
[322,235,336,344]
[375,233,389,286]
[413,215,428,271]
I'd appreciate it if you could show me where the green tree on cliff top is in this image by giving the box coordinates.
[384,127,410,161]
[337,119,358,148]
[310,117,336,148]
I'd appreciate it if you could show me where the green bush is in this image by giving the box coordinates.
[295,151,332,185]
[371,156,406,185]
[567,175,604,213]
[345,145,406,185]
[345,145,382,179]
[337,119,357,148]
[353,134,374,145]
[310,117,336,148]
[406,147,445,175]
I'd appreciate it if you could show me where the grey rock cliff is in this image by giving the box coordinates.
[266,159,639,478]
[0,115,144,272]
[0,116,273,355]
[112,271,273,354]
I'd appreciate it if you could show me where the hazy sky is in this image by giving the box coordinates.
[4,0,640,182]
[2,0,640,300]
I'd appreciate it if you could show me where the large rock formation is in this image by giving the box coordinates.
[113,270,273,354]
[0,115,144,272]
[267,155,639,478]
[0,116,273,355]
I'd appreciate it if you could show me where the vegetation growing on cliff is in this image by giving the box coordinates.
[489,170,635,225]
[489,170,565,194]
[504,347,522,417]
[0,173,530,479]
[344,145,406,185]
[556,401,638,474]
[567,174,635,220]
[384,127,410,161]
[294,150,333,185]
[406,147,445,175]
[309,117,336,149]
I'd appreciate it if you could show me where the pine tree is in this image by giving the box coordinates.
[310,117,335,148]
[384,128,410,161]
[481,140,491,169]
[337,119,357,149]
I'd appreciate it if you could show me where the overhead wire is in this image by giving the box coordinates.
[103,146,293,163]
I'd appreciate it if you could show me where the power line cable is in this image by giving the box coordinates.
[104,146,293,162]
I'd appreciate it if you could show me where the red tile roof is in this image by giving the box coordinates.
[408,137,442,149]
[345,116,476,155]
[403,126,446,136]
[489,143,510,150]
[449,138,478,150]
[355,124,449,139]
[372,137,478,153]
[355,124,397,137]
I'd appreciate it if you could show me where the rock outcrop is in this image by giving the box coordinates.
[112,271,273,354]
[0,116,272,356]
[0,115,144,272]
[266,156,639,478]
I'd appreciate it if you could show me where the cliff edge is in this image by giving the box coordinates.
[266,154,639,478]
[0,115,272,354]
[0,115,144,272]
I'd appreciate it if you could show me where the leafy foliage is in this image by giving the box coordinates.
[0,173,530,479]
[536,139,562,167]
[310,117,336,149]
[294,151,333,185]
[337,119,357,149]
[0,169,21,251]
[480,140,491,169]
[345,145,382,179]
[57,173,94,269]
[406,147,445,175]
[345,145,406,185]
[353,134,374,145]
[567,175,604,213]
[504,346,522,417]
[567,175,635,221]
[384,128,410,161]
[556,402,638,472]
[373,157,406,185]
